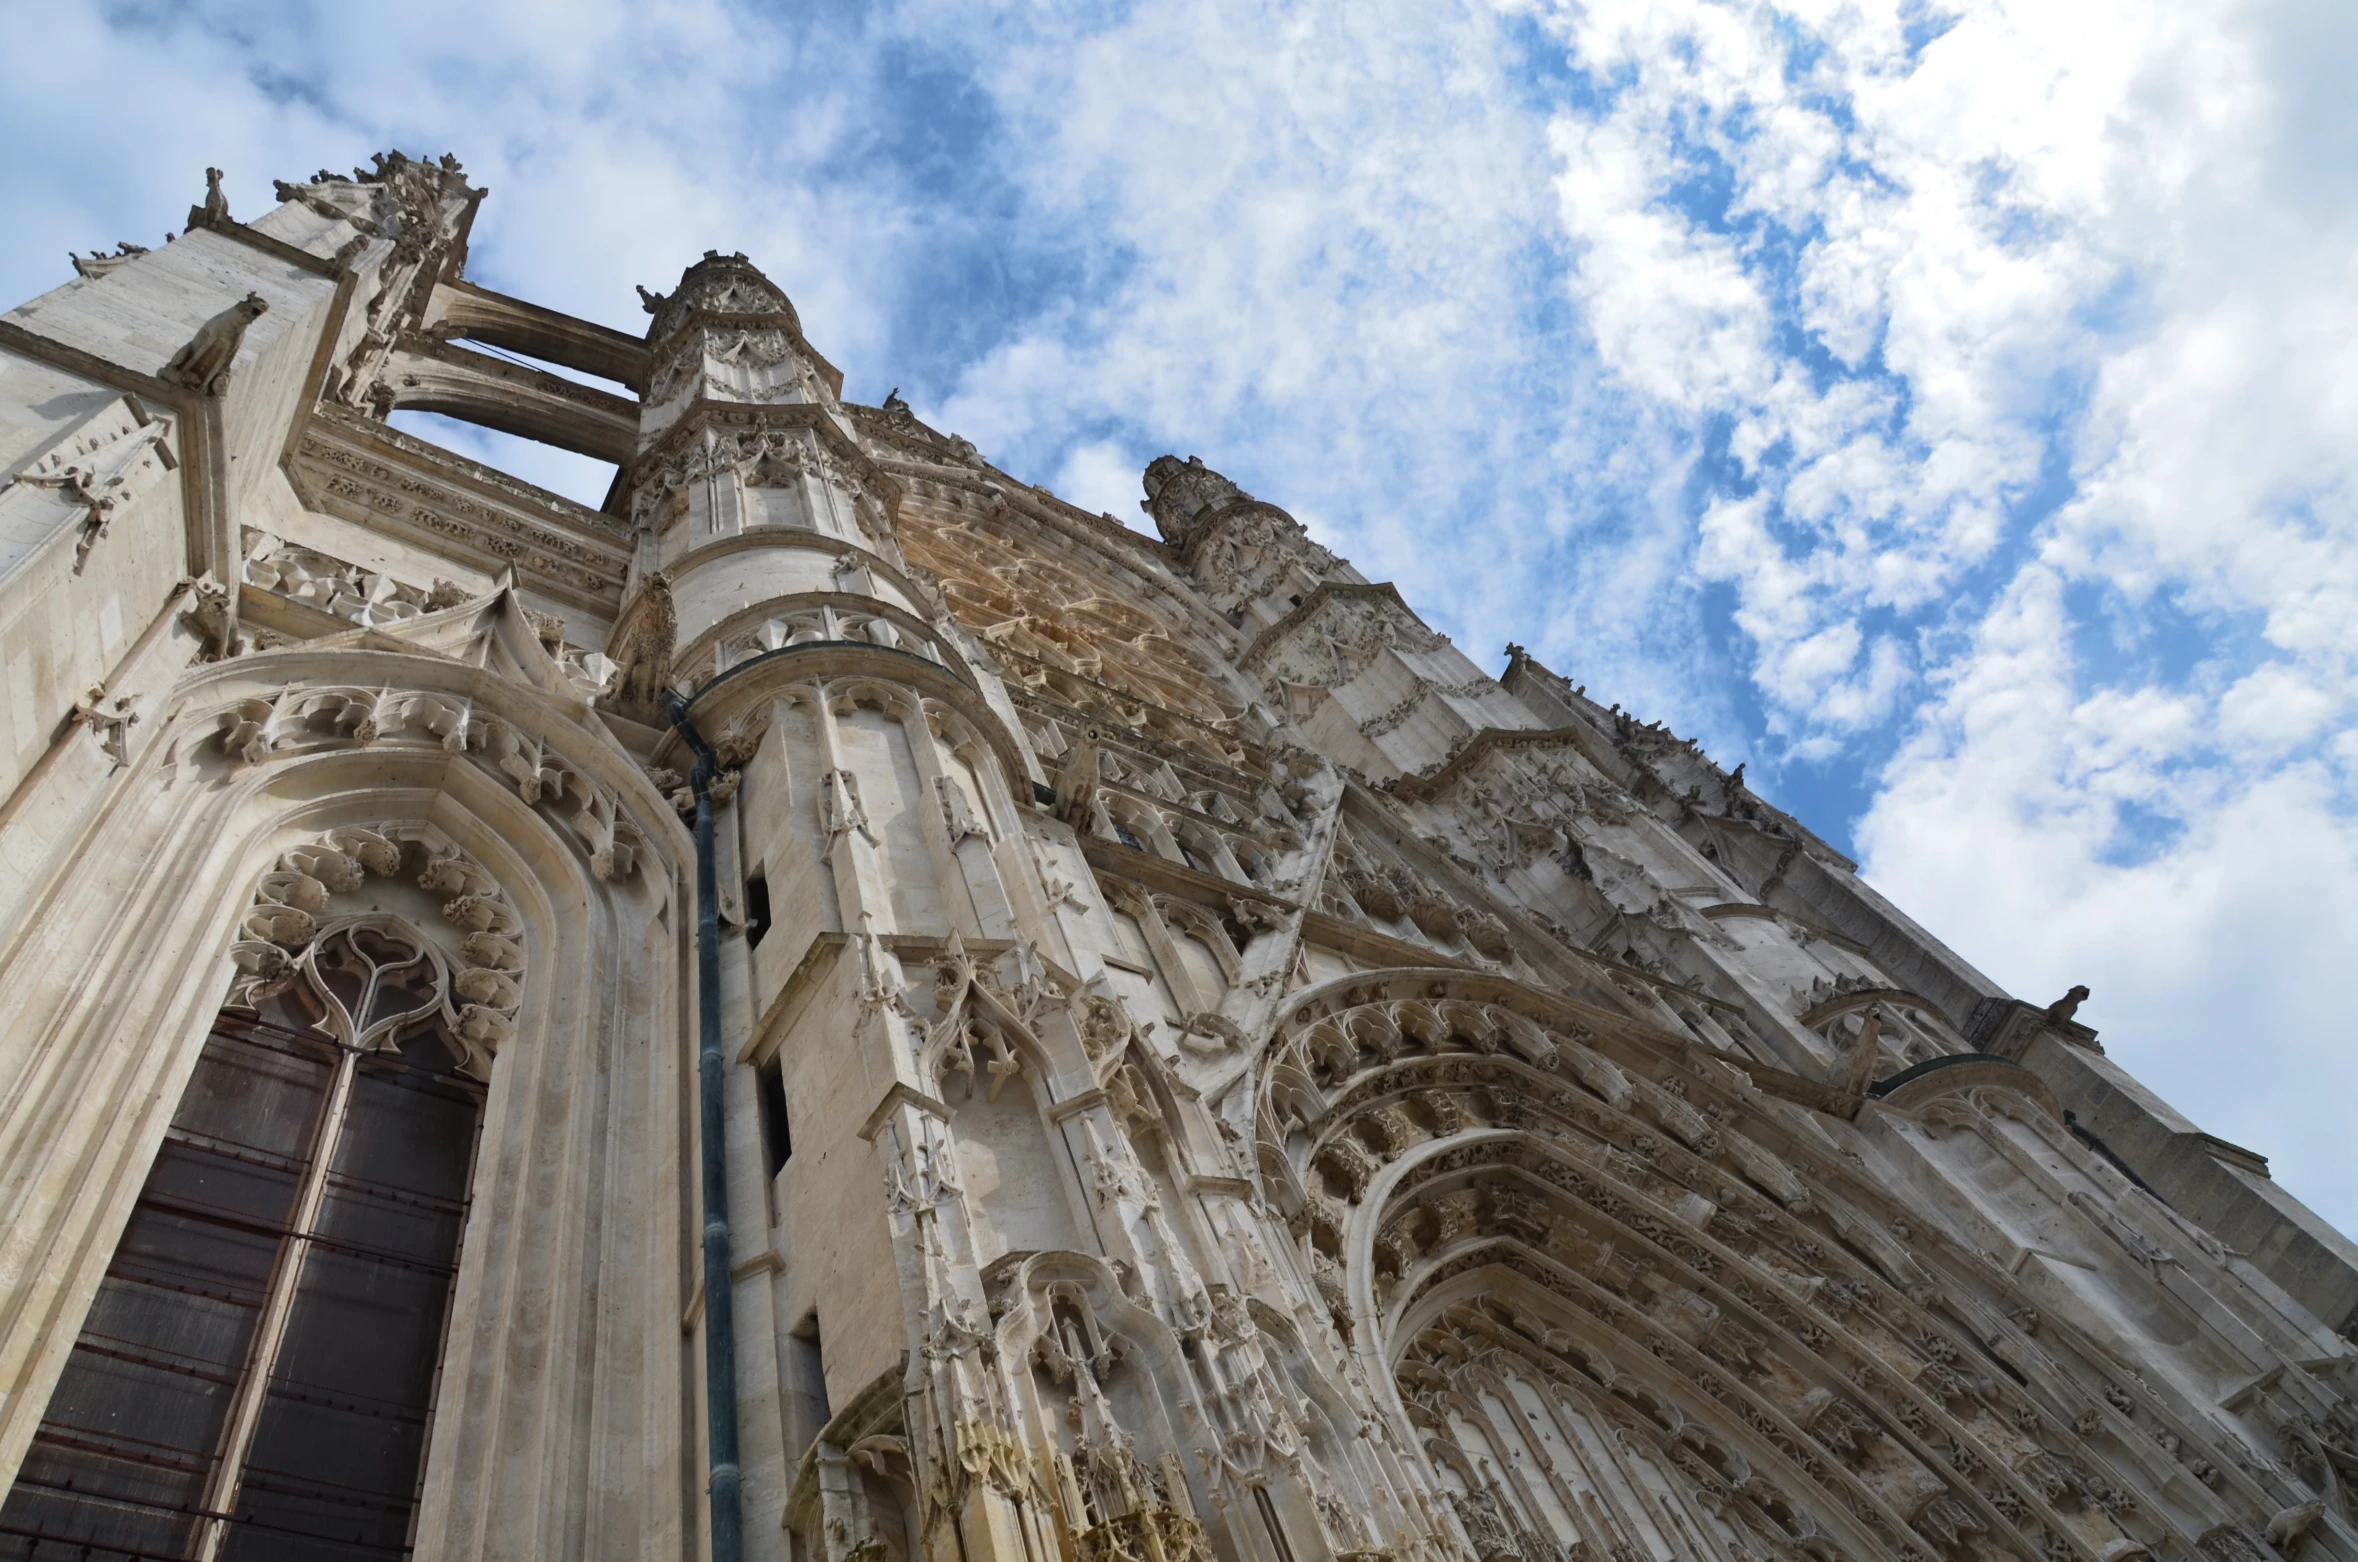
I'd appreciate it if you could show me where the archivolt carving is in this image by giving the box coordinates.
[1244,972,2331,1562]
[212,682,649,878]
[228,824,524,1076]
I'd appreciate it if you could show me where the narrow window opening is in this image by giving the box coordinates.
[1114,824,1145,852]
[1253,1486,1298,1562]
[787,1313,832,1458]
[385,409,619,509]
[756,1056,792,1179]
[745,871,773,949]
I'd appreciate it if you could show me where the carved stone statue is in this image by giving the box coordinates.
[157,291,267,395]
[2046,983,2091,1025]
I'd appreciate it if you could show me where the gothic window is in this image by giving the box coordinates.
[0,925,485,1562]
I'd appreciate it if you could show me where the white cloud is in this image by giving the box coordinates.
[1491,0,2358,1225]
[6,0,2355,1228]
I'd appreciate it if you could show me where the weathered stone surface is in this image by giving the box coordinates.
[0,156,2351,1562]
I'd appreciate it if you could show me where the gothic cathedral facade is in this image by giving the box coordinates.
[0,155,2353,1562]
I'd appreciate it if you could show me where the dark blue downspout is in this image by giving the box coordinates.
[665,690,743,1562]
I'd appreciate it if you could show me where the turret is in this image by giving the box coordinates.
[1142,454,1354,631]
[608,253,928,713]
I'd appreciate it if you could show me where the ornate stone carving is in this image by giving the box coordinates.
[212,685,648,877]
[229,825,523,1074]
[159,293,268,396]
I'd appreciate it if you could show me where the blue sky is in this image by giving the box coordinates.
[7,0,2356,1229]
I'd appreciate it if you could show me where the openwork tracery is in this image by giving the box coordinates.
[231,823,526,1075]
[1251,974,2317,1562]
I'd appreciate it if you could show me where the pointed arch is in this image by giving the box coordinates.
[0,647,695,1559]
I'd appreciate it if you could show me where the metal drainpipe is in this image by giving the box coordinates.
[664,690,744,1562]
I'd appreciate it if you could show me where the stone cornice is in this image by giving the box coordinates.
[289,410,632,613]
[183,205,355,278]
[1078,832,1296,911]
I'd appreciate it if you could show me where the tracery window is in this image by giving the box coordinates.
[0,924,485,1561]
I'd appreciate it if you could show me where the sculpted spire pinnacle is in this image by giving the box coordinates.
[1140,454,1247,549]
[1142,453,1351,630]
[635,250,843,440]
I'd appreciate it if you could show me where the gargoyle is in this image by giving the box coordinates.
[159,293,269,396]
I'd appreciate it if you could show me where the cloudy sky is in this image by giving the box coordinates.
[7,0,2355,1230]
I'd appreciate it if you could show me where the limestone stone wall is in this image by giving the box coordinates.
[0,155,2351,1562]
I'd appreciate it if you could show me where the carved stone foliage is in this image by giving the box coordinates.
[228,825,523,1076]
[243,528,460,625]
[278,153,485,415]
[211,684,650,879]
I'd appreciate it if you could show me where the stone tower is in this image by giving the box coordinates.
[0,155,2353,1562]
